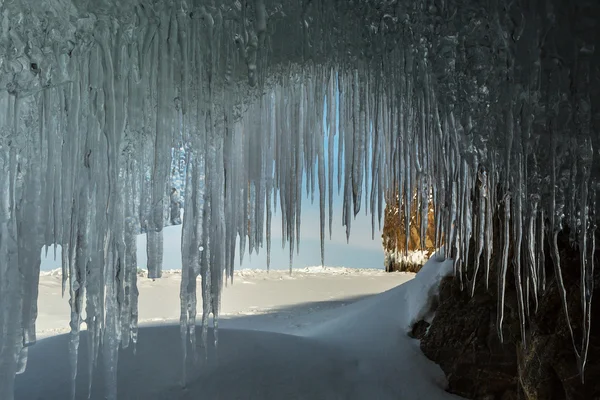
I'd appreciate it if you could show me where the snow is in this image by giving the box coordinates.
[384,250,432,269]
[35,266,412,338]
[16,257,462,400]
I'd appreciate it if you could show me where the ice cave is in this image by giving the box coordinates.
[0,0,598,399]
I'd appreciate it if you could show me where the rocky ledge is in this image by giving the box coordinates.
[411,231,600,400]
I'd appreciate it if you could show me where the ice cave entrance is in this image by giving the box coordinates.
[0,1,598,399]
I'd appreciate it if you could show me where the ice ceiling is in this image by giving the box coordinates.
[0,0,598,399]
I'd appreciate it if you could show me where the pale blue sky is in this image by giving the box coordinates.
[39,194,384,272]
[40,90,387,271]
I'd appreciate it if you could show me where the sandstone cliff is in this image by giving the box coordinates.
[381,193,437,272]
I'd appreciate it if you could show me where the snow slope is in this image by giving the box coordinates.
[15,257,462,400]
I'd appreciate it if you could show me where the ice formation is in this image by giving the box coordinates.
[0,0,598,399]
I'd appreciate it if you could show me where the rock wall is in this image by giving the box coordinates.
[412,229,600,400]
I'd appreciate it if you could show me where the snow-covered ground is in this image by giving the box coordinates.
[17,258,464,400]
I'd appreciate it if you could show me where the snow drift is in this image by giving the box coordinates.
[15,257,461,400]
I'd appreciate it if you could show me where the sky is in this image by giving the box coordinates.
[39,189,384,272]
[40,90,387,272]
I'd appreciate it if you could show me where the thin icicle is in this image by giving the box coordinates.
[497,192,511,343]
[471,166,487,297]
[527,197,540,312]
[513,153,526,348]
[327,69,336,239]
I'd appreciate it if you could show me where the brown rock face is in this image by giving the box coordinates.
[381,193,437,272]
[417,230,600,400]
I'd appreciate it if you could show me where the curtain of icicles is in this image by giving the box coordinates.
[0,0,598,399]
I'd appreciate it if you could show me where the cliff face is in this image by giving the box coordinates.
[381,194,437,272]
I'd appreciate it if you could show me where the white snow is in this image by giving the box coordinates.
[384,250,432,268]
[17,257,462,400]
[35,266,412,338]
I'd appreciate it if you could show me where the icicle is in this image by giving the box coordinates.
[327,69,336,239]
[343,73,353,241]
[404,125,412,256]
[370,83,381,240]
[459,158,472,291]
[484,156,496,290]
[397,110,405,253]
[537,208,546,293]
[527,196,540,312]
[471,166,487,296]
[317,116,326,266]
[449,180,458,268]
[0,90,23,400]
[337,73,344,195]
[295,82,305,257]
[513,153,526,349]
[577,136,595,378]
[548,131,591,377]
[266,91,276,271]
[497,192,511,343]
[586,185,597,372]
[179,149,198,383]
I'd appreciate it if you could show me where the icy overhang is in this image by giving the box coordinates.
[0,1,599,400]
